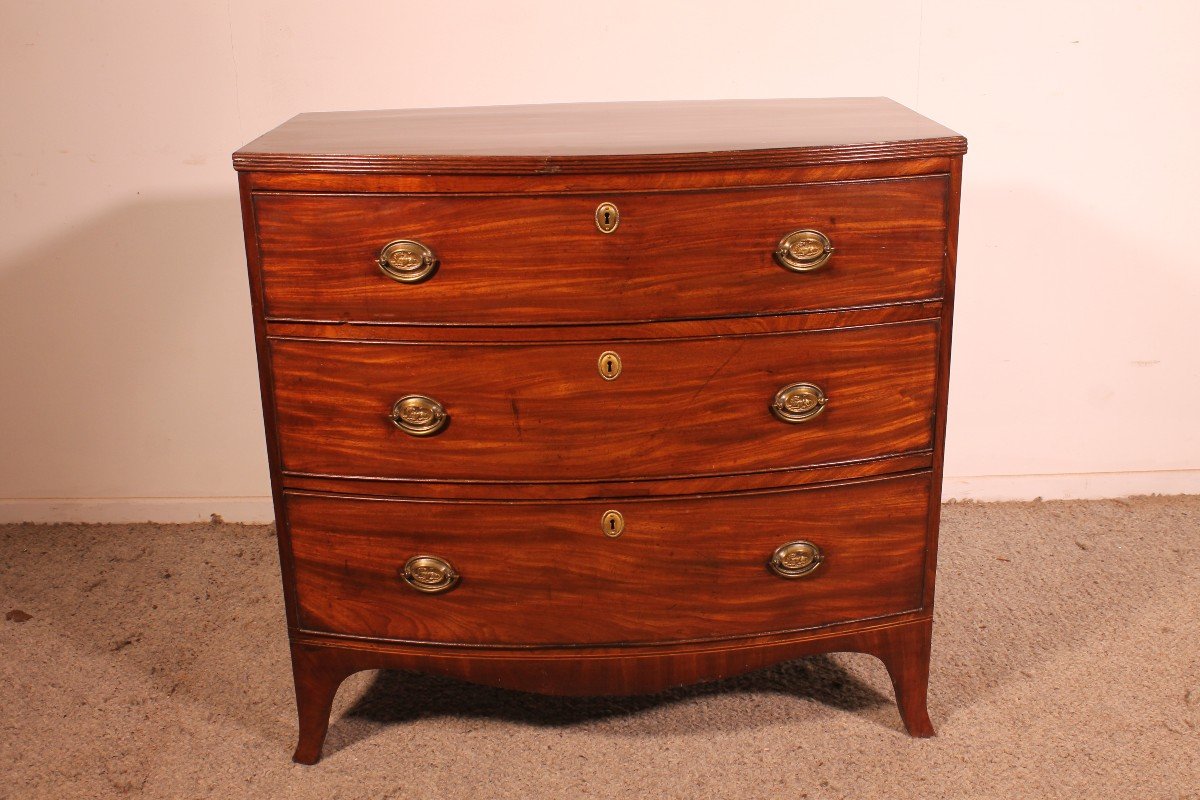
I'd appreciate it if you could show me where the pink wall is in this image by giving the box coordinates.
[1,1,1197,520]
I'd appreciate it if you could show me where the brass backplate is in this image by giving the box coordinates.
[598,350,622,380]
[771,382,828,423]
[601,510,625,538]
[769,541,823,578]
[378,239,437,283]
[775,229,833,272]
[595,202,620,234]
[389,394,448,436]
[401,555,460,593]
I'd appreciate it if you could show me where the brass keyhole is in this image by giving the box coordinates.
[595,202,619,233]
[598,350,622,380]
[601,510,625,538]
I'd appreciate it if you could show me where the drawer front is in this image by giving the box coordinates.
[254,177,947,325]
[269,320,938,483]
[287,473,931,646]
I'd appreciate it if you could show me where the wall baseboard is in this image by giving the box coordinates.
[2,470,1197,523]
[0,497,276,524]
[940,469,1200,502]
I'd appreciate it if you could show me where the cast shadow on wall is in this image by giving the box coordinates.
[0,193,266,501]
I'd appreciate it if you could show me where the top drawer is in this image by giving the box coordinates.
[253,176,947,325]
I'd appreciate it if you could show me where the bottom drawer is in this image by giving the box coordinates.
[286,472,931,646]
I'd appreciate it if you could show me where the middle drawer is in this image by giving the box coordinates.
[269,320,937,483]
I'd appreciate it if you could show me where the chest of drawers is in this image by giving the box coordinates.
[233,98,966,764]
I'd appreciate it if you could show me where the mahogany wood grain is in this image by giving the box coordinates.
[254,177,946,325]
[244,157,952,195]
[921,155,964,611]
[234,98,964,763]
[263,299,941,343]
[233,98,965,174]
[288,616,935,763]
[280,454,933,501]
[875,616,935,737]
[268,320,939,483]
[237,173,300,628]
[286,472,930,647]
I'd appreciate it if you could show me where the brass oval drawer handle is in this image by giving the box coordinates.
[401,555,460,593]
[775,229,833,272]
[389,394,448,436]
[771,382,828,423]
[378,239,437,283]
[769,540,823,578]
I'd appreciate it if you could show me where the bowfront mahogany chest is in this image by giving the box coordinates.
[233,98,966,763]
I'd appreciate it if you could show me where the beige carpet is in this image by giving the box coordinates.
[1,496,1198,799]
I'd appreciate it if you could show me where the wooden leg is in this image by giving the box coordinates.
[872,618,935,737]
[290,643,357,764]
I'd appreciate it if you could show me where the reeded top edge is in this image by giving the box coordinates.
[233,97,967,175]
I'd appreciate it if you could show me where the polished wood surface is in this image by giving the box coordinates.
[239,172,301,631]
[280,450,934,501]
[253,177,946,325]
[268,320,938,483]
[234,98,965,763]
[245,156,952,194]
[923,155,963,612]
[263,299,942,344]
[287,473,930,646]
[289,616,935,764]
[233,98,965,174]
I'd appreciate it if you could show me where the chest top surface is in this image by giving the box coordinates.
[233,97,966,174]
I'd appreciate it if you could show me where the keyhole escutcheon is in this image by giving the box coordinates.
[595,201,620,234]
[601,510,625,538]
[597,350,622,380]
